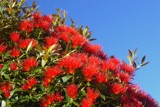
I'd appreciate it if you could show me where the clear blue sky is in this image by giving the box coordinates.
[28,0,160,102]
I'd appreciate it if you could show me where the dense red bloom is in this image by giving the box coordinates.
[80,98,93,107]
[0,45,7,54]
[120,72,131,83]
[82,64,98,81]
[9,31,20,42]
[43,66,62,86]
[22,57,38,72]
[22,77,38,90]
[80,88,99,107]
[121,62,135,74]
[33,13,54,30]
[0,64,3,69]
[40,92,64,107]
[104,58,120,71]
[20,20,33,32]
[111,83,123,94]
[83,43,102,54]
[18,38,38,49]
[95,72,108,83]
[10,48,21,57]
[45,36,58,48]
[10,62,18,71]
[66,84,78,99]
[72,34,87,47]
[59,55,83,74]
[54,92,64,102]
[44,66,62,79]
[0,82,12,98]
[86,88,100,101]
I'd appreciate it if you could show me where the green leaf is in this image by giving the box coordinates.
[62,76,71,83]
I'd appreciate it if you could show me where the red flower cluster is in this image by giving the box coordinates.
[66,84,78,99]
[20,20,33,32]
[22,77,38,90]
[22,57,38,72]
[42,66,62,86]
[10,48,21,57]
[18,38,38,49]
[9,31,20,42]
[10,62,18,71]
[59,54,83,74]
[80,88,100,107]
[0,45,7,54]
[0,82,12,98]
[83,43,102,54]
[54,25,87,47]
[111,83,124,95]
[40,92,64,107]
[33,12,54,30]
[45,36,58,48]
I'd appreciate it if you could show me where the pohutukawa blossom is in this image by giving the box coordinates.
[20,20,33,32]
[9,31,20,42]
[121,62,135,74]
[22,77,38,90]
[18,38,38,49]
[10,48,21,57]
[120,72,131,83]
[111,83,124,95]
[86,88,100,102]
[40,92,64,107]
[22,57,38,72]
[0,82,12,98]
[82,64,98,81]
[0,64,3,69]
[0,45,7,54]
[105,57,121,71]
[45,36,58,48]
[66,84,78,99]
[59,55,83,74]
[95,72,108,83]
[10,62,18,71]
[83,43,102,54]
[71,34,87,47]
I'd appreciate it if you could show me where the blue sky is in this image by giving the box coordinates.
[28,0,160,102]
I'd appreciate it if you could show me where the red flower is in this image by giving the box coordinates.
[43,66,62,86]
[22,57,38,72]
[66,84,78,99]
[86,88,100,101]
[45,36,58,48]
[95,72,108,83]
[0,82,12,98]
[22,77,38,90]
[82,64,98,81]
[10,48,21,57]
[44,66,62,79]
[0,45,7,54]
[18,39,38,49]
[111,83,123,94]
[0,64,3,69]
[121,62,135,74]
[80,98,93,107]
[59,55,83,74]
[120,72,131,83]
[83,43,102,54]
[9,31,20,42]
[40,92,63,107]
[20,20,33,32]
[104,58,120,71]
[54,92,64,102]
[72,34,87,47]
[10,62,18,71]
[80,88,99,107]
